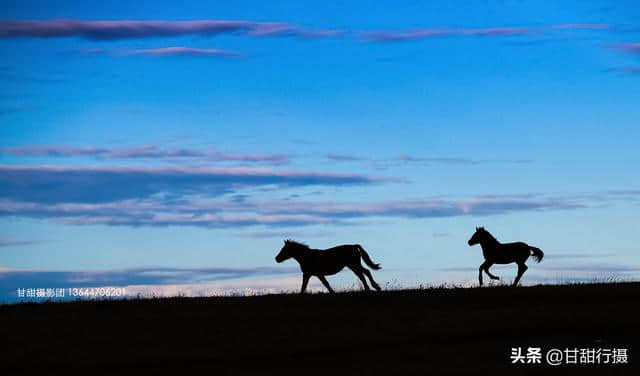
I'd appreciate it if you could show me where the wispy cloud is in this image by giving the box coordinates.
[550,24,613,30]
[236,230,335,239]
[608,189,640,197]
[361,24,611,42]
[609,66,640,74]
[361,27,539,42]
[373,155,532,169]
[459,27,536,36]
[538,263,640,273]
[363,29,454,42]
[437,262,640,275]
[0,20,612,44]
[0,165,382,204]
[0,193,584,228]
[0,237,45,247]
[392,155,477,165]
[545,252,617,260]
[0,158,636,229]
[83,46,240,57]
[325,154,366,162]
[55,213,339,228]
[612,42,640,54]
[122,47,240,57]
[0,20,342,41]
[607,42,640,74]
[250,197,582,218]
[0,145,289,164]
[324,153,532,166]
[0,265,299,289]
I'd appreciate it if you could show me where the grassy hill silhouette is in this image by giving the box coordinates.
[2,282,638,374]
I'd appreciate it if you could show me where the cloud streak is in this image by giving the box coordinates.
[0,19,342,41]
[236,230,335,239]
[325,154,366,162]
[361,24,611,42]
[325,153,532,166]
[437,262,640,276]
[0,193,584,228]
[0,145,289,164]
[0,162,634,229]
[607,43,640,75]
[0,265,299,290]
[0,20,612,44]
[612,42,640,54]
[1,146,531,166]
[123,47,240,57]
[0,165,382,204]
[538,263,640,273]
[613,67,640,74]
[0,238,44,247]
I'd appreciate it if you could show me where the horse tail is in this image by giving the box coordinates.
[529,246,544,263]
[356,245,381,270]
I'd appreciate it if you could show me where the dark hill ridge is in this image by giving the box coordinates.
[2,282,639,375]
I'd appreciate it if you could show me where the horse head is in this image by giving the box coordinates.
[275,239,303,263]
[468,226,486,246]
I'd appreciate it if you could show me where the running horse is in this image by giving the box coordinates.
[275,240,382,293]
[467,227,544,286]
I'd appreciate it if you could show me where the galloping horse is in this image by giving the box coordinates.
[467,227,544,286]
[275,240,382,294]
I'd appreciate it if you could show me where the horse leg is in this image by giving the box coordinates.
[513,263,528,286]
[300,273,310,294]
[362,268,381,291]
[348,266,371,291]
[317,275,335,293]
[478,261,489,286]
[484,262,500,280]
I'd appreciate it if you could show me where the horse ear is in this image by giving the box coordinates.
[476,227,479,231]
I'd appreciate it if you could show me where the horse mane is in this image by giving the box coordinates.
[480,228,499,244]
[285,239,310,249]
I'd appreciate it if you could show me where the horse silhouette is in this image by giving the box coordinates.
[468,227,544,286]
[275,240,382,294]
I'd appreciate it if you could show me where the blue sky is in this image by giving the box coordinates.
[1,1,639,302]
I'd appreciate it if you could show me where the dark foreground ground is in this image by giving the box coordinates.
[2,282,639,375]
